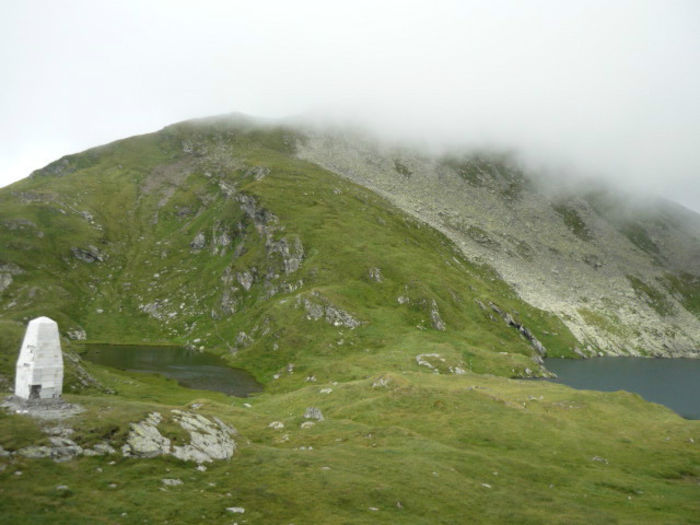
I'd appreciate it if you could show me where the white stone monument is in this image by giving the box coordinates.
[15,316,64,400]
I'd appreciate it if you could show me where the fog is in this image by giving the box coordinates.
[1,1,699,212]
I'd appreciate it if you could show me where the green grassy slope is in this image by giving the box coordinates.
[0,116,697,523]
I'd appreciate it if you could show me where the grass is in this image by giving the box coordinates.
[0,118,697,523]
[620,223,660,257]
[662,272,700,318]
[552,203,592,241]
[626,275,675,317]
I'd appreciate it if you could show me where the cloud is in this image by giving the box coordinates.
[1,0,699,211]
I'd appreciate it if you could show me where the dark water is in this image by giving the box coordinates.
[544,357,700,419]
[82,344,263,397]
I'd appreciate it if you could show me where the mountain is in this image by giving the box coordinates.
[298,129,700,357]
[0,115,697,523]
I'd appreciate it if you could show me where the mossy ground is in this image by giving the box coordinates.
[0,118,697,523]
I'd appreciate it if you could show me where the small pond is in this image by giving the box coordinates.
[544,357,700,420]
[82,344,263,397]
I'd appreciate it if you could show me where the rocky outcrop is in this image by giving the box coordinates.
[300,295,361,329]
[190,232,206,252]
[0,274,12,294]
[368,267,383,282]
[266,235,304,274]
[0,421,114,462]
[430,300,446,331]
[66,327,86,341]
[71,245,104,263]
[170,410,237,463]
[415,353,466,375]
[489,302,547,356]
[122,410,236,464]
[303,407,325,421]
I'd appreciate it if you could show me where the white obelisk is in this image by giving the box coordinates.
[15,317,64,400]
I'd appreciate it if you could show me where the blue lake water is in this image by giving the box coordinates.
[544,357,700,419]
[82,344,263,397]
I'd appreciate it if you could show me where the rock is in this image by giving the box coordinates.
[66,328,87,341]
[368,267,383,282]
[324,306,360,329]
[268,421,285,430]
[237,193,278,233]
[372,376,390,388]
[235,332,253,348]
[266,235,304,274]
[236,270,255,291]
[123,412,171,458]
[430,300,446,331]
[90,442,116,456]
[171,410,236,463]
[161,478,183,487]
[592,456,608,464]
[300,421,315,429]
[71,245,104,263]
[415,353,443,370]
[303,407,324,421]
[246,165,270,180]
[490,302,547,356]
[56,485,69,491]
[0,273,12,293]
[303,298,324,321]
[319,388,333,394]
[17,446,53,459]
[302,297,361,328]
[190,232,206,252]
[226,507,245,514]
[397,295,410,305]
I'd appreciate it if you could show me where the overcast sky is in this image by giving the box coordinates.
[1,1,699,212]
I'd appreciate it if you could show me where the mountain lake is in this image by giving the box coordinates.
[544,357,700,419]
[81,344,263,397]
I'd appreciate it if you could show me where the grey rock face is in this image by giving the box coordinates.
[368,267,383,282]
[71,245,104,263]
[66,328,87,341]
[190,232,206,252]
[123,412,171,458]
[490,302,547,356]
[303,407,325,421]
[0,273,12,293]
[235,332,253,348]
[162,478,183,487]
[246,165,270,180]
[121,410,236,464]
[430,300,446,331]
[303,298,324,321]
[237,194,278,233]
[301,296,361,328]
[171,409,236,463]
[266,235,304,274]
[236,270,255,291]
[324,306,360,329]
